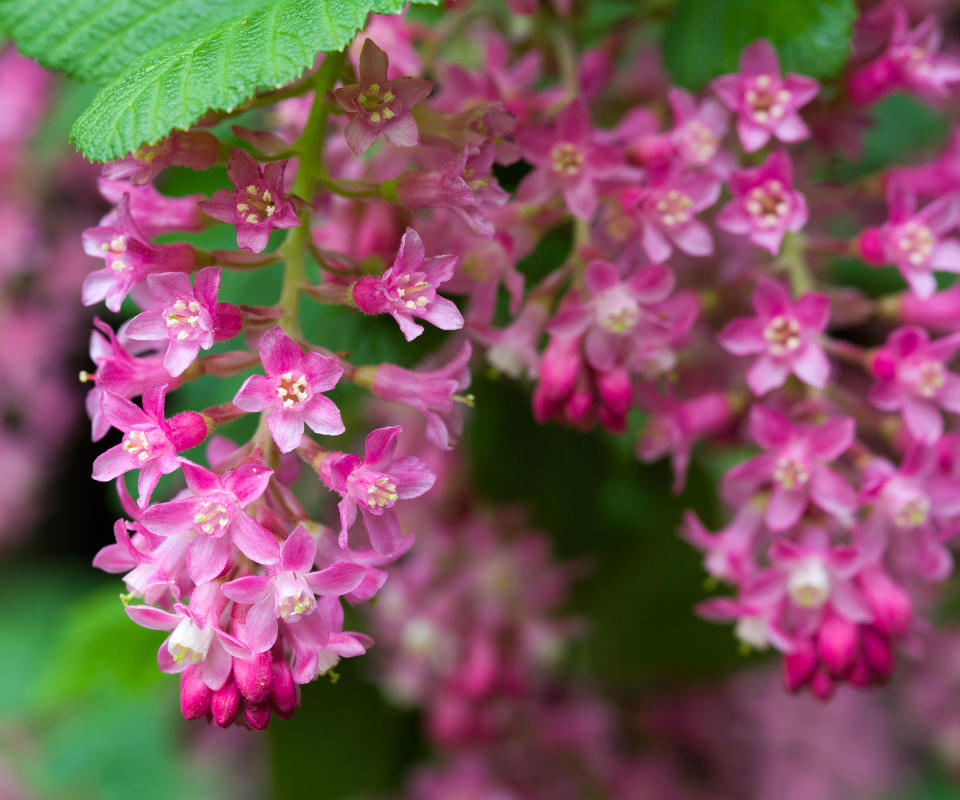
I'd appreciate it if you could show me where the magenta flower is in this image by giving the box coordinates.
[618,169,720,263]
[98,178,204,237]
[140,460,280,584]
[123,267,241,376]
[722,405,857,531]
[101,129,219,186]
[683,503,764,585]
[321,426,436,554]
[233,327,344,453]
[868,325,960,443]
[887,128,960,199]
[718,277,830,395]
[516,99,624,220]
[82,194,196,312]
[361,341,472,450]
[848,8,960,105]
[858,182,960,298]
[351,227,463,341]
[126,582,251,690]
[92,386,207,506]
[284,594,373,684]
[222,526,366,653]
[198,148,299,253]
[711,40,819,152]
[334,39,433,155]
[84,318,179,441]
[717,150,808,255]
[666,87,731,173]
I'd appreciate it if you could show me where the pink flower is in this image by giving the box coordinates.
[126,582,251,690]
[97,178,204,237]
[140,461,280,584]
[868,325,960,443]
[222,526,366,653]
[711,40,819,152]
[198,148,299,253]
[233,327,344,453]
[666,87,732,173]
[92,386,207,505]
[101,130,219,186]
[360,342,473,450]
[683,503,764,584]
[516,100,624,220]
[83,318,179,440]
[848,8,960,105]
[82,194,196,312]
[886,127,960,199]
[123,267,242,376]
[717,150,808,255]
[858,182,960,298]
[351,227,463,341]
[333,39,433,155]
[320,426,436,554]
[718,277,830,395]
[722,405,857,531]
[284,594,373,684]
[618,169,720,263]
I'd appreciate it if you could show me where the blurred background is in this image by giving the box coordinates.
[6,4,960,798]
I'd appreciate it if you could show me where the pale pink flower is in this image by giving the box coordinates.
[101,129,219,185]
[97,178,205,237]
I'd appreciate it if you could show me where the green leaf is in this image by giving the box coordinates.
[661,0,857,90]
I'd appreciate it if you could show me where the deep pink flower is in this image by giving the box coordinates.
[717,150,808,255]
[711,40,819,152]
[516,100,625,220]
[97,178,205,237]
[82,194,196,312]
[83,318,179,441]
[233,327,344,453]
[126,582,251,690]
[722,405,857,531]
[351,227,463,341]
[858,182,960,298]
[198,148,299,253]
[361,342,473,450]
[320,426,436,554]
[222,526,366,653]
[140,461,280,584]
[868,325,960,443]
[92,386,207,505]
[848,8,960,105]
[101,130,219,186]
[123,267,241,376]
[718,277,830,395]
[618,169,721,263]
[334,38,433,155]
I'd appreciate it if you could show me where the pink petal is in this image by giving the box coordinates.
[391,456,436,498]
[221,575,271,604]
[124,310,168,341]
[140,498,198,536]
[302,396,345,437]
[382,113,420,148]
[267,410,305,453]
[363,426,401,468]
[793,293,830,331]
[808,417,855,461]
[790,343,830,388]
[223,463,273,507]
[902,396,943,443]
[260,326,302,376]
[233,375,275,412]
[92,444,132,481]
[740,40,780,76]
[670,220,713,256]
[188,535,231,584]
[280,526,317,573]
[200,639,233,690]
[737,119,771,153]
[746,356,790,395]
[181,461,223,495]
[344,117,379,155]
[305,562,366,595]
[231,512,281,565]
[100,392,151,431]
[302,351,343,391]
[766,485,807,530]
[718,317,766,355]
[243,596,280,653]
[126,605,180,630]
[147,271,193,305]
[363,508,403,555]
[563,177,599,220]
[811,465,857,517]
[752,276,791,318]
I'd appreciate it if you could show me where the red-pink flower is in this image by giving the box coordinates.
[717,150,808,255]
[711,40,819,152]
[140,461,280,584]
[516,99,624,220]
[124,267,242,376]
[868,325,960,443]
[722,405,857,531]
[719,277,830,395]
[233,327,344,453]
[334,39,433,155]
[222,526,366,653]
[198,148,299,253]
[351,227,463,341]
[101,130,219,186]
[82,194,196,312]
[320,426,436,555]
[858,182,960,298]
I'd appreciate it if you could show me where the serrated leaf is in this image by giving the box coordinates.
[661,0,857,90]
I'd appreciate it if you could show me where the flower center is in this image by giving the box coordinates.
[596,287,640,334]
[787,558,830,608]
[235,184,277,225]
[165,296,204,342]
[915,360,945,398]
[895,220,935,266]
[763,314,802,356]
[122,429,154,462]
[276,371,310,408]
[654,189,694,228]
[745,75,791,124]
[550,142,584,176]
[354,470,399,510]
[193,500,232,536]
[393,272,431,311]
[679,120,718,164]
[893,495,931,528]
[773,456,810,490]
[168,617,214,665]
[275,573,315,621]
[101,235,130,272]
[745,180,790,228]
[357,83,397,124]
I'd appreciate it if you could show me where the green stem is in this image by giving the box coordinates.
[277,50,346,337]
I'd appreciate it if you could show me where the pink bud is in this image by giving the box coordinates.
[270,655,299,715]
[244,702,272,730]
[233,652,273,703]
[858,227,886,264]
[809,669,835,701]
[179,665,212,720]
[859,568,912,636]
[783,645,817,692]
[846,658,872,688]
[211,679,241,727]
[213,302,243,341]
[597,367,631,417]
[352,276,388,314]
[817,615,857,676]
[861,626,895,681]
[168,410,208,451]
